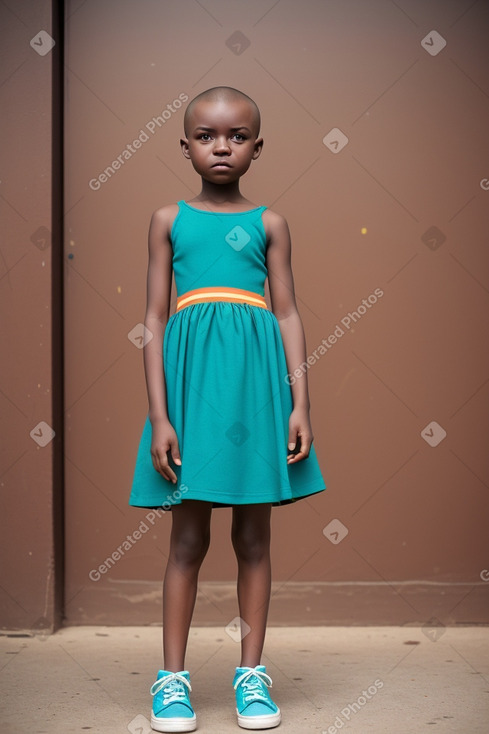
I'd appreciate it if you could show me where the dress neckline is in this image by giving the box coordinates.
[180,200,266,215]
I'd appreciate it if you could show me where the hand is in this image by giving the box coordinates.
[150,419,182,483]
[287,407,314,464]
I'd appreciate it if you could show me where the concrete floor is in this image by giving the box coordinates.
[1,626,488,734]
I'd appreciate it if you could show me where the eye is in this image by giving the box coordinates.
[198,133,212,141]
[233,134,246,142]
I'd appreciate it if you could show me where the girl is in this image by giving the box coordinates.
[129,86,326,732]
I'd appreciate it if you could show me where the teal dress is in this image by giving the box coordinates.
[129,201,326,508]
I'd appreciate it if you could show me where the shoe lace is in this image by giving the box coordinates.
[234,667,273,703]
[150,672,192,705]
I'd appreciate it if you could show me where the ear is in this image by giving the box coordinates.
[180,138,191,159]
[252,137,263,160]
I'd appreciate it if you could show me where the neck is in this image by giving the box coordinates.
[196,179,247,206]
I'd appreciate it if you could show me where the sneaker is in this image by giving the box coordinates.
[150,670,197,733]
[233,665,281,730]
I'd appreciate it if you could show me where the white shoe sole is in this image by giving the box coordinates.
[150,713,197,732]
[236,707,281,729]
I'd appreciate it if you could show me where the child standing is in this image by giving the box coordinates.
[129,86,326,732]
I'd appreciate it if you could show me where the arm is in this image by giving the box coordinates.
[264,210,314,464]
[142,205,181,483]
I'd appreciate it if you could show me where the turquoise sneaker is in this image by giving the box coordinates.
[233,665,281,729]
[150,670,196,733]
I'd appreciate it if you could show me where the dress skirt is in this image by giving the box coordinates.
[129,301,326,509]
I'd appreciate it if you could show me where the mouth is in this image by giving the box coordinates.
[211,162,232,168]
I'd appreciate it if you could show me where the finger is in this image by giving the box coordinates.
[287,435,312,462]
[170,444,182,466]
[287,449,307,463]
[159,459,178,483]
[300,435,312,456]
[287,431,301,458]
[287,448,308,463]
[287,433,298,453]
[152,449,178,484]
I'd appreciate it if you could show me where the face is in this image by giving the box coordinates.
[180,98,263,183]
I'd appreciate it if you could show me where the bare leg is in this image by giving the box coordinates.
[162,500,212,672]
[231,503,272,667]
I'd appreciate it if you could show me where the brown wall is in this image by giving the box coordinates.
[2,0,489,631]
[1,0,63,633]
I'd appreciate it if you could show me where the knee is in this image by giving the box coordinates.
[171,529,210,568]
[232,525,270,565]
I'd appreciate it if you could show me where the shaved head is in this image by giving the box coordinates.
[183,86,261,138]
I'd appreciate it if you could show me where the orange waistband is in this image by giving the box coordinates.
[176,286,268,312]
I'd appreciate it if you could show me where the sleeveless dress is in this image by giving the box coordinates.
[128,200,327,509]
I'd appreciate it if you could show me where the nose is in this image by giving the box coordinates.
[213,136,231,154]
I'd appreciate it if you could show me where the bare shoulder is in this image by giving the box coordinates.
[262,208,290,243]
[150,203,180,236]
